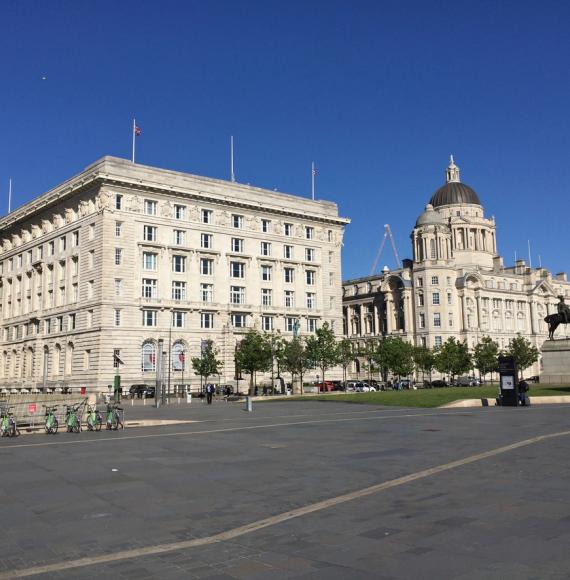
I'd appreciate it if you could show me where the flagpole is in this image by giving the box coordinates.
[132,118,136,163]
[8,178,12,214]
[311,161,315,200]
[230,136,235,182]
[528,240,532,269]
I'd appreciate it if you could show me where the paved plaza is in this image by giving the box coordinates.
[1,399,570,579]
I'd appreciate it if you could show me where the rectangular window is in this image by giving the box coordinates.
[306,270,315,285]
[143,225,157,242]
[143,252,157,271]
[115,248,122,265]
[261,288,272,306]
[172,311,185,328]
[261,316,273,331]
[284,245,293,259]
[201,209,212,223]
[284,267,294,283]
[201,283,213,302]
[284,290,294,308]
[232,214,243,229]
[114,279,122,296]
[72,231,79,247]
[418,292,424,307]
[201,312,213,329]
[84,350,91,370]
[305,226,314,239]
[142,310,157,327]
[114,309,121,327]
[433,313,441,327]
[261,219,270,233]
[306,292,316,309]
[419,313,425,328]
[113,349,121,368]
[307,318,317,333]
[285,317,298,332]
[231,238,244,253]
[328,272,334,286]
[201,233,213,249]
[87,310,94,328]
[144,200,157,215]
[88,280,94,299]
[88,250,94,269]
[432,292,440,305]
[172,255,186,273]
[305,248,315,262]
[72,283,78,302]
[200,258,213,275]
[261,241,271,256]
[115,222,122,237]
[142,278,157,298]
[57,316,64,332]
[230,261,245,278]
[261,265,272,281]
[60,236,67,252]
[174,230,186,245]
[174,204,185,220]
[431,276,439,285]
[230,286,245,305]
[284,223,293,236]
[71,257,79,276]
[435,336,442,348]
[172,281,186,300]
[231,314,246,328]
[69,313,76,330]
[328,230,333,242]
[48,241,55,256]
[448,313,454,327]
[115,194,123,210]
[37,246,43,260]
[447,292,452,305]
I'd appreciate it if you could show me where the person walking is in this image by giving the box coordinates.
[206,383,214,405]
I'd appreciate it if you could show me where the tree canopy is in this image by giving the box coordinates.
[505,334,539,378]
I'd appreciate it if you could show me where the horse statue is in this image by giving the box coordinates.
[545,313,570,340]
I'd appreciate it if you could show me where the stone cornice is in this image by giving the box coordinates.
[1,156,350,232]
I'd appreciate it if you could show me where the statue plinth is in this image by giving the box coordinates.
[541,339,570,383]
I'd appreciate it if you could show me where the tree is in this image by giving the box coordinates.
[336,338,355,386]
[234,330,272,395]
[368,338,391,381]
[413,346,436,383]
[472,336,500,382]
[281,337,311,394]
[384,337,415,378]
[191,340,223,389]
[434,337,472,381]
[505,334,539,378]
[305,322,339,384]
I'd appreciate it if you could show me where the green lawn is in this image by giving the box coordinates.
[283,384,570,408]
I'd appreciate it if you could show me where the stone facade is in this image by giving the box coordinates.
[0,156,349,393]
[343,157,570,378]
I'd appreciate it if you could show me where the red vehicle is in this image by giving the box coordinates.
[316,381,334,392]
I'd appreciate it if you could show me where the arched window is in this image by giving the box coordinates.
[142,342,157,372]
[53,344,61,377]
[171,341,187,372]
[65,343,74,375]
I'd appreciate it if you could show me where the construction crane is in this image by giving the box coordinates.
[369,224,402,276]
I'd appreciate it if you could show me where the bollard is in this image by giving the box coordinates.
[143,397,146,406]
[131,398,134,406]
[245,396,253,412]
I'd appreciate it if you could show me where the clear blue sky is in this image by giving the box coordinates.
[1,0,569,280]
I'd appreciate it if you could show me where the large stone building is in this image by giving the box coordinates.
[0,157,349,393]
[343,157,569,377]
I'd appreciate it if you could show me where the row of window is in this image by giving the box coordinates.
[1,231,80,274]
[114,194,332,240]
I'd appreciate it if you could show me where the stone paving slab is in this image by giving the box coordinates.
[1,402,570,578]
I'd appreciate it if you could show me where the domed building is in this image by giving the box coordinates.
[342,157,570,379]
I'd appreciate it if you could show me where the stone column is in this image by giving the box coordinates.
[385,297,393,334]
[529,301,537,334]
[359,305,365,336]
[373,303,379,336]
[461,294,468,332]
[476,295,481,328]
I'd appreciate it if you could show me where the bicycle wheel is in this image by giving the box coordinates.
[52,418,59,434]
[95,417,102,432]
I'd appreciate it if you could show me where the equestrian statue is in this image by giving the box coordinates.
[545,296,570,340]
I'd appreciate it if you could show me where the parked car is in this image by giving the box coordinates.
[129,384,155,398]
[345,381,359,392]
[332,381,345,391]
[430,379,448,388]
[456,376,479,387]
[316,381,334,392]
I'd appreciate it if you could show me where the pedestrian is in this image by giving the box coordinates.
[519,379,530,406]
[206,383,214,405]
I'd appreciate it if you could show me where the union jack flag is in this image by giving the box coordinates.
[312,166,317,176]
[134,126,141,136]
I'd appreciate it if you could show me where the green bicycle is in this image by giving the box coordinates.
[106,403,124,430]
[44,405,59,434]
[65,404,82,433]
[86,404,102,431]
[0,406,20,438]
